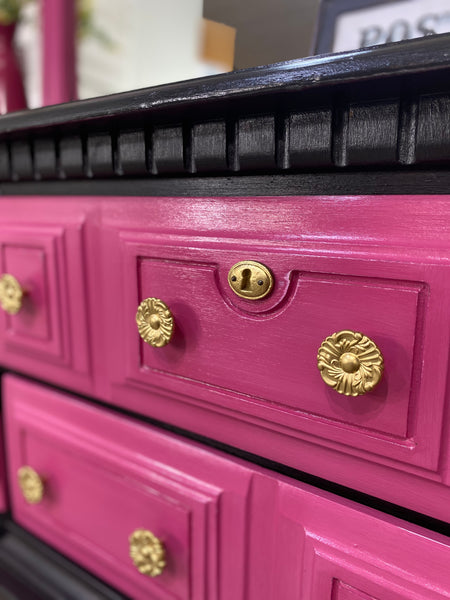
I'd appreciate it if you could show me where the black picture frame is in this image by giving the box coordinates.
[314,0,408,54]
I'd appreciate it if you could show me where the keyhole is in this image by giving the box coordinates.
[240,268,252,291]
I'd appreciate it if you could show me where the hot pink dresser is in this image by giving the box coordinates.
[0,35,449,599]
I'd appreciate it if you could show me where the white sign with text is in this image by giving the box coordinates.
[333,0,450,52]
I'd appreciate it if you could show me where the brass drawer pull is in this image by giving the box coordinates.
[136,298,174,348]
[129,529,166,577]
[0,274,24,314]
[18,466,45,504]
[317,330,384,396]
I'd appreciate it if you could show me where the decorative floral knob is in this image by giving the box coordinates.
[129,529,166,577]
[317,330,384,396]
[0,274,24,314]
[17,466,45,504]
[136,298,174,348]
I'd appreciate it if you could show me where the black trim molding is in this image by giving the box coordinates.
[1,34,450,194]
[0,521,126,599]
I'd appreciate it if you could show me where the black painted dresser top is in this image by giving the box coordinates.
[1,33,450,196]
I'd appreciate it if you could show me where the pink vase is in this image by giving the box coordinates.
[0,23,26,114]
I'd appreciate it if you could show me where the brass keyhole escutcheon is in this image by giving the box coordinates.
[228,261,274,300]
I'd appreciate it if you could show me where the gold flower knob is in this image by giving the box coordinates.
[0,274,24,314]
[136,298,174,348]
[18,466,45,504]
[317,330,384,396]
[129,529,166,577]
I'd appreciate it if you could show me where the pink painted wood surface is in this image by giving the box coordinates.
[0,408,8,514]
[3,374,254,600]
[6,375,450,599]
[98,194,450,522]
[269,478,450,599]
[0,199,98,396]
[121,236,420,442]
[3,195,450,522]
[42,0,76,106]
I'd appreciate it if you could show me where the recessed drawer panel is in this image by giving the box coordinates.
[101,195,450,522]
[4,374,253,600]
[133,249,419,440]
[270,477,450,600]
[112,233,443,472]
[0,199,95,395]
[0,228,67,359]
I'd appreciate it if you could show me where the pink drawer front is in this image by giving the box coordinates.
[101,195,450,522]
[265,478,450,600]
[122,240,420,442]
[0,410,8,515]
[105,197,449,473]
[0,199,95,394]
[3,374,254,600]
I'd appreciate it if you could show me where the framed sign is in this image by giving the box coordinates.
[314,0,450,54]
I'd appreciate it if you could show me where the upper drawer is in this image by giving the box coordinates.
[4,374,254,600]
[102,195,450,522]
[0,199,96,395]
[108,229,444,472]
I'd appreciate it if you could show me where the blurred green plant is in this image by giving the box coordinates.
[77,0,114,46]
[0,0,114,47]
[0,0,30,26]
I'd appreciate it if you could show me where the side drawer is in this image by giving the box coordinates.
[0,198,96,395]
[3,375,253,600]
[267,478,450,600]
[5,375,450,600]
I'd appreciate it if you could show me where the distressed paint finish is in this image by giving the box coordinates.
[5,374,450,599]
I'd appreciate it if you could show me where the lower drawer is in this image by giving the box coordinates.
[267,481,450,600]
[3,375,254,600]
[5,374,450,600]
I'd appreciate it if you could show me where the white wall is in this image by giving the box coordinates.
[78,0,205,99]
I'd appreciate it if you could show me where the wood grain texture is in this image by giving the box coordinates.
[59,136,84,179]
[4,169,450,196]
[34,138,58,180]
[192,121,228,172]
[87,133,115,178]
[1,35,450,190]
[117,130,147,176]
[10,141,33,181]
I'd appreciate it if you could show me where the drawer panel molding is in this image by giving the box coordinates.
[4,374,254,600]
